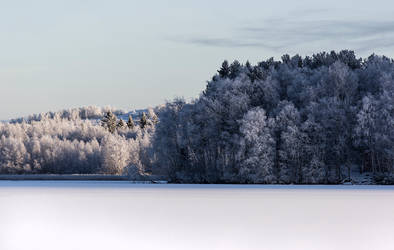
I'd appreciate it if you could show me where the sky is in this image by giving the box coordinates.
[1,0,394,120]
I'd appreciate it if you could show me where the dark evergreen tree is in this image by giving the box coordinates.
[140,112,149,129]
[229,60,241,79]
[127,115,135,129]
[117,118,126,129]
[101,111,117,133]
[218,60,230,78]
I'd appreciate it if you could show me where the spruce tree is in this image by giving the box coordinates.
[127,115,135,129]
[229,60,241,79]
[101,111,117,133]
[117,118,126,129]
[217,60,230,78]
[148,108,159,125]
[140,112,149,129]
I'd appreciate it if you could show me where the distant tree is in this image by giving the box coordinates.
[245,60,252,72]
[101,135,130,175]
[281,54,291,64]
[117,118,126,129]
[302,155,326,184]
[127,115,135,129]
[354,93,394,174]
[218,60,230,78]
[139,112,149,129]
[152,98,190,182]
[101,111,117,133]
[300,119,327,183]
[238,107,276,183]
[148,108,158,125]
[275,103,303,183]
[229,60,242,79]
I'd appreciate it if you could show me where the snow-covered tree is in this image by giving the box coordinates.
[139,112,149,129]
[101,135,131,174]
[4,50,394,184]
[127,115,135,129]
[238,108,276,183]
[0,108,154,176]
[147,108,158,125]
[218,60,230,78]
[101,111,117,133]
[117,118,126,130]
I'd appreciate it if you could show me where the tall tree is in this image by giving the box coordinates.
[127,115,135,129]
[238,107,276,183]
[148,108,159,125]
[218,60,230,78]
[117,118,126,129]
[101,111,117,134]
[139,112,149,129]
[229,60,242,79]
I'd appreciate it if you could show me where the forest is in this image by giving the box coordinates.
[1,50,394,184]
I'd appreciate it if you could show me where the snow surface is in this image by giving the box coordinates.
[1,182,393,250]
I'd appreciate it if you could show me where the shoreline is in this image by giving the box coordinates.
[0,174,143,181]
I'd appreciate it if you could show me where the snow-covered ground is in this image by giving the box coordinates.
[1,182,393,250]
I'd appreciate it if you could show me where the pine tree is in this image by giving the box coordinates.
[127,115,135,129]
[217,60,230,78]
[148,108,158,125]
[229,60,241,79]
[245,60,252,71]
[117,118,126,129]
[139,112,149,129]
[101,111,117,133]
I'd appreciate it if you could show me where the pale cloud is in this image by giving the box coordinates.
[185,18,394,53]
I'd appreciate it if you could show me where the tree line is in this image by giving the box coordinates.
[0,107,157,176]
[152,50,394,184]
[1,50,394,184]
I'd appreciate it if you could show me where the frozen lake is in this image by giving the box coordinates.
[1,182,393,250]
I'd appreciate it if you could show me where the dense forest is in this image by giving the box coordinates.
[1,51,394,184]
[0,106,156,177]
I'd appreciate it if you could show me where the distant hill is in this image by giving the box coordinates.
[7,106,151,124]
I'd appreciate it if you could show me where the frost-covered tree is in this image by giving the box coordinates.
[148,51,394,183]
[218,60,230,78]
[147,108,158,125]
[152,99,189,181]
[127,115,135,129]
[238,108,276,183]
[10,106,126,123]
[101,135,131,174]
[0,108,154,176]
[303,155,326,184]
[229,60,242,79]
[4,50,394,183]
[101,111,117,133]
[273,102,303,183]
[139,112,149,129]
[355,90,394,173]
[117,118,126,129]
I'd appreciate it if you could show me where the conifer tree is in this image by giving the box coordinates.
[148,108,159,125]
[218,60,230,78]
[229,60,242,79]
[101,111,117,133]
[245,60,252,74]
[117,118,126,129]
[139,112,149,129]
[127,115,135,129]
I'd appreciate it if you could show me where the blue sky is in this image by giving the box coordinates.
[1,0,394,119]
